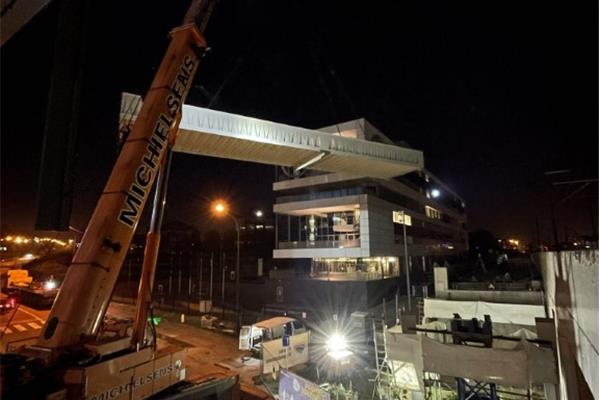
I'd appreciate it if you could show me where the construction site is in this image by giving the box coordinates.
[1,0,598,399]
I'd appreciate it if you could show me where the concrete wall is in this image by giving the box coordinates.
[366,195,399,256]
[534,250,598,400]
[444,289,543,305]
[433,266,543,305]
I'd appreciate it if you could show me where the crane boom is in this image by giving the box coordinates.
[37,20,207,352]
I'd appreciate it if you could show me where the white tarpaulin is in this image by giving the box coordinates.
[386,333,424,391]
[386,333,557,387]
[423,298,546,326]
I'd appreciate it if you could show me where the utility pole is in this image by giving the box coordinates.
[188,253,192,297]
[198,255,203,312]
[178,269,182,295]
[209,252,214,313]
[590,206,597,241]
[401,210,411,312]
[222,265,228,318]
[535,216,541,250]
[544,170,567,250]
[168,257,173,294]
[235,219,240,328]
[199,255,203,296]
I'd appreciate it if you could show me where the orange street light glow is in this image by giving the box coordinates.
[212,200,228,216]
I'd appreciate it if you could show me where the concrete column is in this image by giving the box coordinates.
[433,267,448,299]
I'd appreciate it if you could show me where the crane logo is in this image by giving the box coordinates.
[118,53,197,228]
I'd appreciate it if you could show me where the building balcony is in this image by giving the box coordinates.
[278,234,360,250]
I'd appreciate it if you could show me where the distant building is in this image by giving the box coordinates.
[237,211,276,278]
[498,238,525,252]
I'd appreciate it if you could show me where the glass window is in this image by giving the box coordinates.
[425,206,442,220]
[277,210,360,249]
[292,320,305,332]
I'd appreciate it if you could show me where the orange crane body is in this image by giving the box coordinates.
[37,24,206,352]
[3,3,244,399]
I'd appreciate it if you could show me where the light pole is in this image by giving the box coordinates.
[401,210,411,312]
[221,265,228,318]
[211,200,241,326]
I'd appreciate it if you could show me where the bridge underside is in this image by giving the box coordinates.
[121,93,424,179]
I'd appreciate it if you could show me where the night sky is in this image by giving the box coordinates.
[1,1,598,244]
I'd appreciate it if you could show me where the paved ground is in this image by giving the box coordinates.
[0,294,49,351]
[0,297,268,394]
[106,302,264,387]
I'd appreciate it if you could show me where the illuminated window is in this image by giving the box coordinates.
[425,206,442,220]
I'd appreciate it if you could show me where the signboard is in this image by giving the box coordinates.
[392,211,412,226]
[278,370,330,400]
[262,331,310,374]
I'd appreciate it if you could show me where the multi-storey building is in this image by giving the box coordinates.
[272,118,467,285]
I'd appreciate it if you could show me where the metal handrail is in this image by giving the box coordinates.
[278,233,360,249]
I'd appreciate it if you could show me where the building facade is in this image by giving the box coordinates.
[272,119,467,284]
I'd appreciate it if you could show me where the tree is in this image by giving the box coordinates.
[468,230,500,256]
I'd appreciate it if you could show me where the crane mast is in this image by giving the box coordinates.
[36,5,210,354]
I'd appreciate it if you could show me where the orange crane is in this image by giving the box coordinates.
[1,1,241,398]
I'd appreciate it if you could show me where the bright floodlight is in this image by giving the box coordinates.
[254,210,263,217]
[327,333,347,352]
[326,333,352,360]
[44,279,57,291]
[431,188,440,198]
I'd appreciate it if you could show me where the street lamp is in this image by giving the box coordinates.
[211,200,240,326]
[214,202,226,214]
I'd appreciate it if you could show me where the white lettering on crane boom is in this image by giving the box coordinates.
[118,54,196,228]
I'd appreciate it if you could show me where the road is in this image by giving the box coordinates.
[0,298,266,394]
[0,297,49,351]
[106,302,262,387]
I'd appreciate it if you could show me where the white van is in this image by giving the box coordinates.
[239,316,306,351]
